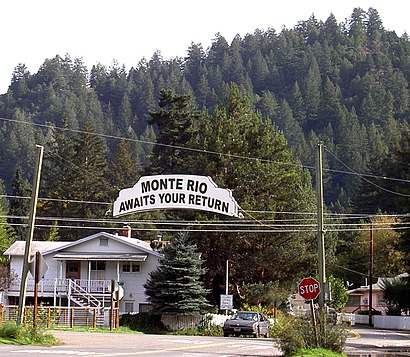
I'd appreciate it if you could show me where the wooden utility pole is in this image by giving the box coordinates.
[316,143,326,309]
[369,221,374,327]
[17,145,43,325]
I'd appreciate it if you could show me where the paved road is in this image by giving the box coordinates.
[0,332,280,356]
[345,326,410,356]
[0,326,410,356]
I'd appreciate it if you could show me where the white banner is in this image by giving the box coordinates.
[113,175,239,217]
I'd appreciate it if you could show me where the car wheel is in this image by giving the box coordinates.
[254,329,260,338]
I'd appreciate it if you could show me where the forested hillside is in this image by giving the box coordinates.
[0,7,409,297]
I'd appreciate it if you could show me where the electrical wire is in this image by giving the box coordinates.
[1,115,410,184]
[324,147,410,197]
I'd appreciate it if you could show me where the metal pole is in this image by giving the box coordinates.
[369,221,374,327]
[225,260,229,295]
[17,145,44,325]
[316,143,326,309]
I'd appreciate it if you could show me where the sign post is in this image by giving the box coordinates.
[298,277,321,347]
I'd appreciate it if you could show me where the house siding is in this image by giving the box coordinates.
[4,233,161,313]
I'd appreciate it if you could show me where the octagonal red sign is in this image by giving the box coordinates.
[298,277,320,300]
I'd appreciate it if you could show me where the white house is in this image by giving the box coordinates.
[3,231,162,314]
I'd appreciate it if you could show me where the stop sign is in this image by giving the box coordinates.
[298,277,321,300]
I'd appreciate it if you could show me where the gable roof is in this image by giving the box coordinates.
[4,241,66,256]
[4,232,162,258]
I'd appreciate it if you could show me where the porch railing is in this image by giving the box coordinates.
[54,278,111,295]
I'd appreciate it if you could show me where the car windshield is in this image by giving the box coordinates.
[232,312,257,321]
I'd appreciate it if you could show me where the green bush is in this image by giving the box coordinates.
[0,322,25,340]
[239,303,274,317]
[0,322,57,345]
[119,313,165,332]
[271,311,346,356]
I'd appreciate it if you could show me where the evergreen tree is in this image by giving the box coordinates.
[147,89,199,174]
[0,180,16,262]
[8,167,31,240]
[188,84,318,300]
[109,139,142,193]
[144,232,210,315]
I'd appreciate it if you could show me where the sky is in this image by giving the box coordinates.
[1,0,409,94]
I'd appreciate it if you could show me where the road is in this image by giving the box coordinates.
[345,325,410,356]
[0,326,409,356]
[0,332,280,356]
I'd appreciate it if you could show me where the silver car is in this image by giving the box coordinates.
[223,311,270,338]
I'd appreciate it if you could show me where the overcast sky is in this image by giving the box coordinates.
[1,0,409,93]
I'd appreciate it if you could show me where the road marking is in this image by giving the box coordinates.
[345,329,361,339]
[99,341,257,356]
[11,350,102,355]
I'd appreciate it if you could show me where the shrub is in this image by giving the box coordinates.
[0,322,57,345]
[271,311,346,356]
[119,313,165,332]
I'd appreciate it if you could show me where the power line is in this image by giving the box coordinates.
[1,115,409,184]
[325,147,410,197]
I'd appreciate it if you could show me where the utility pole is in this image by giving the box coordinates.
[369,221,374,327]
[225,260,229,315]
[17,145,43,325]
[316,143,326,309]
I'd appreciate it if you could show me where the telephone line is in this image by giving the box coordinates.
[1,115,409,184]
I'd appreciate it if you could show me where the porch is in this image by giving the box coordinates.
[7,278,113,310]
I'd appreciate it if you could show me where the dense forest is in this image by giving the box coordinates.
[0,7,409,304]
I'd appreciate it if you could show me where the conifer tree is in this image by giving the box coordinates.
[0,180,16,262]
[147,89,199,174]
[144,232,210,315]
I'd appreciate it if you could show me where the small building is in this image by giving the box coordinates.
[343,274,408,315]
[343,281,386,315]
[3,231,162,314]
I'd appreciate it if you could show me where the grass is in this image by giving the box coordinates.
[0,322,58,346]
[290,348,346,356]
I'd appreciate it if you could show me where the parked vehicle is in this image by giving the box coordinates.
[223,311,270,338]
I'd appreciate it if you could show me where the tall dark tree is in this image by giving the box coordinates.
[8,167,31,240]
[147,89,199,174]
[109,139,142,194]
[0,179,16,262]
[188,85,318,302]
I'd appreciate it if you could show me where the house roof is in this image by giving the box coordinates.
[53,252,148,261]
[3,232,162,258]
[4,241,66,256]
[347,273,409,295]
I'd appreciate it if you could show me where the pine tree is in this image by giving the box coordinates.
[8,167,31,240]
[147,89,199,174]
[109,139,142,193]
[0,179,16,263]
[144,232,210,315]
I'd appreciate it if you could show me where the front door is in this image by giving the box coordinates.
[66,260,81,280]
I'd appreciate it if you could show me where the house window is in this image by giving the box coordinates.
[122,262,141,273]
[91,261,106,271]
[347,295,361,306]
[100,238,109,246]
[90,261,105,280]
[125,302,134,313]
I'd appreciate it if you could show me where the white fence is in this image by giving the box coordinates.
[355,314,410,330]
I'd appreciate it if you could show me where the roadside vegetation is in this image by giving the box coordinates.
[0,322,58,345]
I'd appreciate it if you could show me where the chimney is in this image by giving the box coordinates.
[122,225,132,238]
